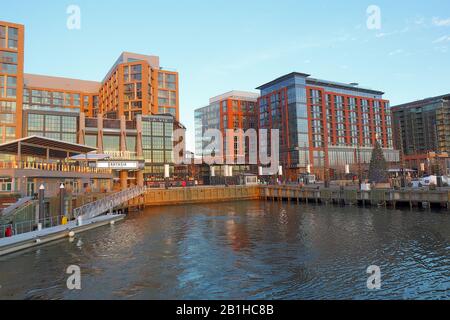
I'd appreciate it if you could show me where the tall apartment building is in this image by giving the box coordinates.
[195,91,259,175]
[391,94,450,172]
[0,21,179,144]
[0,21,24,142]
[256,72,398,180]
[0,20,181,188]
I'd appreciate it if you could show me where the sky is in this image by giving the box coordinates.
[1,0,450,150]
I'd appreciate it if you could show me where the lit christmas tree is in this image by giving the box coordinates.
[368,140,388,183]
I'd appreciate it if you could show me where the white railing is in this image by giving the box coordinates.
[73,186,146,220]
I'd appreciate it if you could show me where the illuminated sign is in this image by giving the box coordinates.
[96,161,141,170]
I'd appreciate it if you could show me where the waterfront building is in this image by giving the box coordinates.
[0,20,180,143]
[391,94,450,173]
[194,91,259,178]
[0,136,112,197]
[0,21,24,142]
[22,109,177,189]
[256,72,399,180]
[0,20,182,189]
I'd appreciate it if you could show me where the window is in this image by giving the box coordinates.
[85,135,97,148]
[28,114,44,131]
[103,135,120,151]
[0,26,6,48]
[0,51,17,63]
[0,63,17,74]
[73,94,80,106]
[62,133,76,143]
[62,117,77,132]
[5,127,15,139]
[152,137,164,149]
[45,115,61,131]
[8,27,18,50]
[164,123,173,137]
[152,122,164,136]
[152,150,164,163]
[126,136,136,152]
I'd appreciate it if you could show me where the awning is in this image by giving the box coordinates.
[71,153,111,161]
[0,136,97,159]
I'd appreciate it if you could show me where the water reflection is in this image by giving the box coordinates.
[0,201,449,300]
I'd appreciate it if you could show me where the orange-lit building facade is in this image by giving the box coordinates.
[195,91,259,168]
[0,21,24,142]
[257,72,399,180]
[0,21,180,145]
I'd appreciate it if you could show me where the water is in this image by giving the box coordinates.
[0,201,449,300]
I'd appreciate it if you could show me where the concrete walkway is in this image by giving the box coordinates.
[0,214,125,257]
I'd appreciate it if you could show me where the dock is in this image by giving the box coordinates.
[0,214,125,257]
[141,185,450,210]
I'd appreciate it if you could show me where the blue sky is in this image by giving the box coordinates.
[1,0,450,150]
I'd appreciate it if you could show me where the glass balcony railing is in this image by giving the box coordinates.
[0,161,112,174]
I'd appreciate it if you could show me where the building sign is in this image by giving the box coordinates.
[96,161,141,170]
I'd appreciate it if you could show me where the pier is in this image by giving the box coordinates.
[141,185,450,210]
[261,185,450,209]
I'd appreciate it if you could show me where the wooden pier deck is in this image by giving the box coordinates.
[261,186,450,209]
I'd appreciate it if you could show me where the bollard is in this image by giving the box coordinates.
[37,223,42,231]
[77,216,83,226]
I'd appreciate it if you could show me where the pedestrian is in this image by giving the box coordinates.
[5,222,13,237]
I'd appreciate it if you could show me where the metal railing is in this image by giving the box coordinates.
[1,197,33,217]
[0,160,112,174]
[73,186,146,220]
[0,215,60,239]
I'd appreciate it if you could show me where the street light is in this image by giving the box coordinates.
[59,183,65,225]
[164,164,170,189]
[38,184,45,229]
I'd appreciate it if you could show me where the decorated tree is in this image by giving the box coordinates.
[368,140,388,183]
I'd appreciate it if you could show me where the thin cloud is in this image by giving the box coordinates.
[433,35,450,43]
[389,49,404,56]
[432,17,450,27]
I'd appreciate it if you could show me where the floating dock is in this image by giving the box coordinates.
[0,214,125,257]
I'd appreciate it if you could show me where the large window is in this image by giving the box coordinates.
[28,114,44,131]
[152,122,164,136]
[0,51,17,63]
[85,135,97,148]
[8,27,18,50]
[0,63,17,74]
[27,114,78,142]
[103,135,120,151]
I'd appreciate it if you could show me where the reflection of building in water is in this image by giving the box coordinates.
[225,219,250,252]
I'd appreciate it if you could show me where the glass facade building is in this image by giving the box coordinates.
[195,91,259,172]
[391,94,450,170]
[257,72,399,179]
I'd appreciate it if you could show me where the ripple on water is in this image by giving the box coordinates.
[0,202,449,300]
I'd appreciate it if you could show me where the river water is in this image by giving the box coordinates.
[0,201,449,300]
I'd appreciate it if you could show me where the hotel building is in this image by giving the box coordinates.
[0,20,181,191]
[195,91,259,178]
[391,94,450,174]
[256,72,399,180]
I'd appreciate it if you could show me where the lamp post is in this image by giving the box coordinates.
[258,166,263,184]
[278,165,283,185]
[210,166,215,185]
[38,184,45,229]
[164,164,170,189]
[59,183,65,225]
[224,165,229,187]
